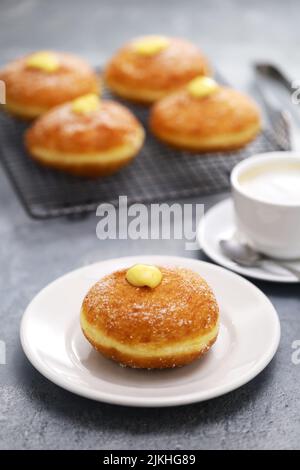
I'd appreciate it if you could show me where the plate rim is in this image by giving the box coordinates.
[20,255,281,407]
[197,198,299,283]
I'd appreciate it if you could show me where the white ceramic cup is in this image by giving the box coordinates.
[231,151,300,260]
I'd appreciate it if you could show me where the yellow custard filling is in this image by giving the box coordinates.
[26,51,59,72]
[133,36,170,56]
[71,93,100,114]
[187,76,219,98]
[126,264,163,288]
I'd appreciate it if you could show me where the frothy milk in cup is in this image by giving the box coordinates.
[239,162,300,205]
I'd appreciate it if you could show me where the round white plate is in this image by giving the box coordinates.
[20,255,280,407]
[198,198,300,283]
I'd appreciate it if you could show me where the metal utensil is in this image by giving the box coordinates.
[254,62,300,150]
[220,237,300,280]
[255,63,292,92]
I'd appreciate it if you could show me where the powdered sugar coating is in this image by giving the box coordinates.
[25,100,143,153]
[0,51,98,109]
[82,266,219,344]
[150,86,261,139]
[105,37,210,94]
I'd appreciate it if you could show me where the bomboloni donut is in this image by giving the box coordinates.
[25,94,145,177]
[0,51,100,118]
[105,36,211,104]
[150,76,261,151]
[80,264,220,369]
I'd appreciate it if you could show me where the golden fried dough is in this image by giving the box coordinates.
[25,97,145,177]
[150,84,261,151]
[80,266,220,369]
[0,51,100,118]
[105,36,211,104]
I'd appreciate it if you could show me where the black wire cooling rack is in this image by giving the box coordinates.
[0,82,290,219]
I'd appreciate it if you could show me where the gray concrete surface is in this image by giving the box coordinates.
[0,0,300,450]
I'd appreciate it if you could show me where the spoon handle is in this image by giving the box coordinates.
[275,261,300,280]
[254,63,292,93]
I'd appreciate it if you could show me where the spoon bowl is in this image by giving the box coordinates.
[220,239,261,267]
[219,237,300,279]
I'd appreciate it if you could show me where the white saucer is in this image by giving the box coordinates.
[198,198,300,283]
[20,255,280,407]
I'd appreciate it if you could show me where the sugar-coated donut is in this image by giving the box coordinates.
[0,51,100,118]
[105,36,211,104]
[80,266,220,369]
[25,95,145,177]
[150,80,261,151]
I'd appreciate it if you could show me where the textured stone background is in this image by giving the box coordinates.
[0,0,300,450]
